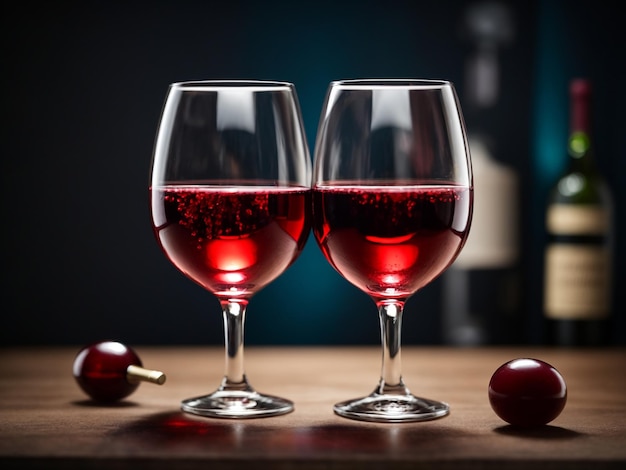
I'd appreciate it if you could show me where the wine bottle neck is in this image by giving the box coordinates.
[567,134,595,174]
[567,79,594,169]
[570,79,591,134]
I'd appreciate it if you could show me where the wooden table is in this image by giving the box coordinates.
[1,346,625,469]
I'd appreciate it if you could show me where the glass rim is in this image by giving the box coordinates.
[169,79,295,91]
[329,78,452,89]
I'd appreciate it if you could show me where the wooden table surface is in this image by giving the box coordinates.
[1,346,625,469]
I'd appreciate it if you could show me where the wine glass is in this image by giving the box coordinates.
[312,79,473,422]
[150,80,311,418]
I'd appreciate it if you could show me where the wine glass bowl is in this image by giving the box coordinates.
[150,80,311,418]
[312,79,473,422]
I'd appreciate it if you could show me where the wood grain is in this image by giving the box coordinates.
[1,346,625,469]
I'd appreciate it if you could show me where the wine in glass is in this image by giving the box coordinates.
[312,79,473,422]
[150,80,311,418]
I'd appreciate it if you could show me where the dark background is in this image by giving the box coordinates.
[2,0,624,347]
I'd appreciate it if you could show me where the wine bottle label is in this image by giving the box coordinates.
[547,204,610,235]
[544,243,611,319]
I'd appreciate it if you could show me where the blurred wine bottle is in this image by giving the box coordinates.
[543,78,614,347]
[443,1,521,346]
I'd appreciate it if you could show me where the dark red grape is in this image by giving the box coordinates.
[488,358,567,426]
[73,341,165,402]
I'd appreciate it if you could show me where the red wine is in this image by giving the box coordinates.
[151,185,310,298]
[312,185,472,300]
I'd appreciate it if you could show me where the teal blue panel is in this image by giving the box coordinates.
[532,0,571,193]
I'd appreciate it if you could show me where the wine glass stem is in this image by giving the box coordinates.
[377,300,409,395]
[220,299,249,389]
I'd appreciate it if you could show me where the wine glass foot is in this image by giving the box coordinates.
[334,392,449,423]
[181,390,294,419]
